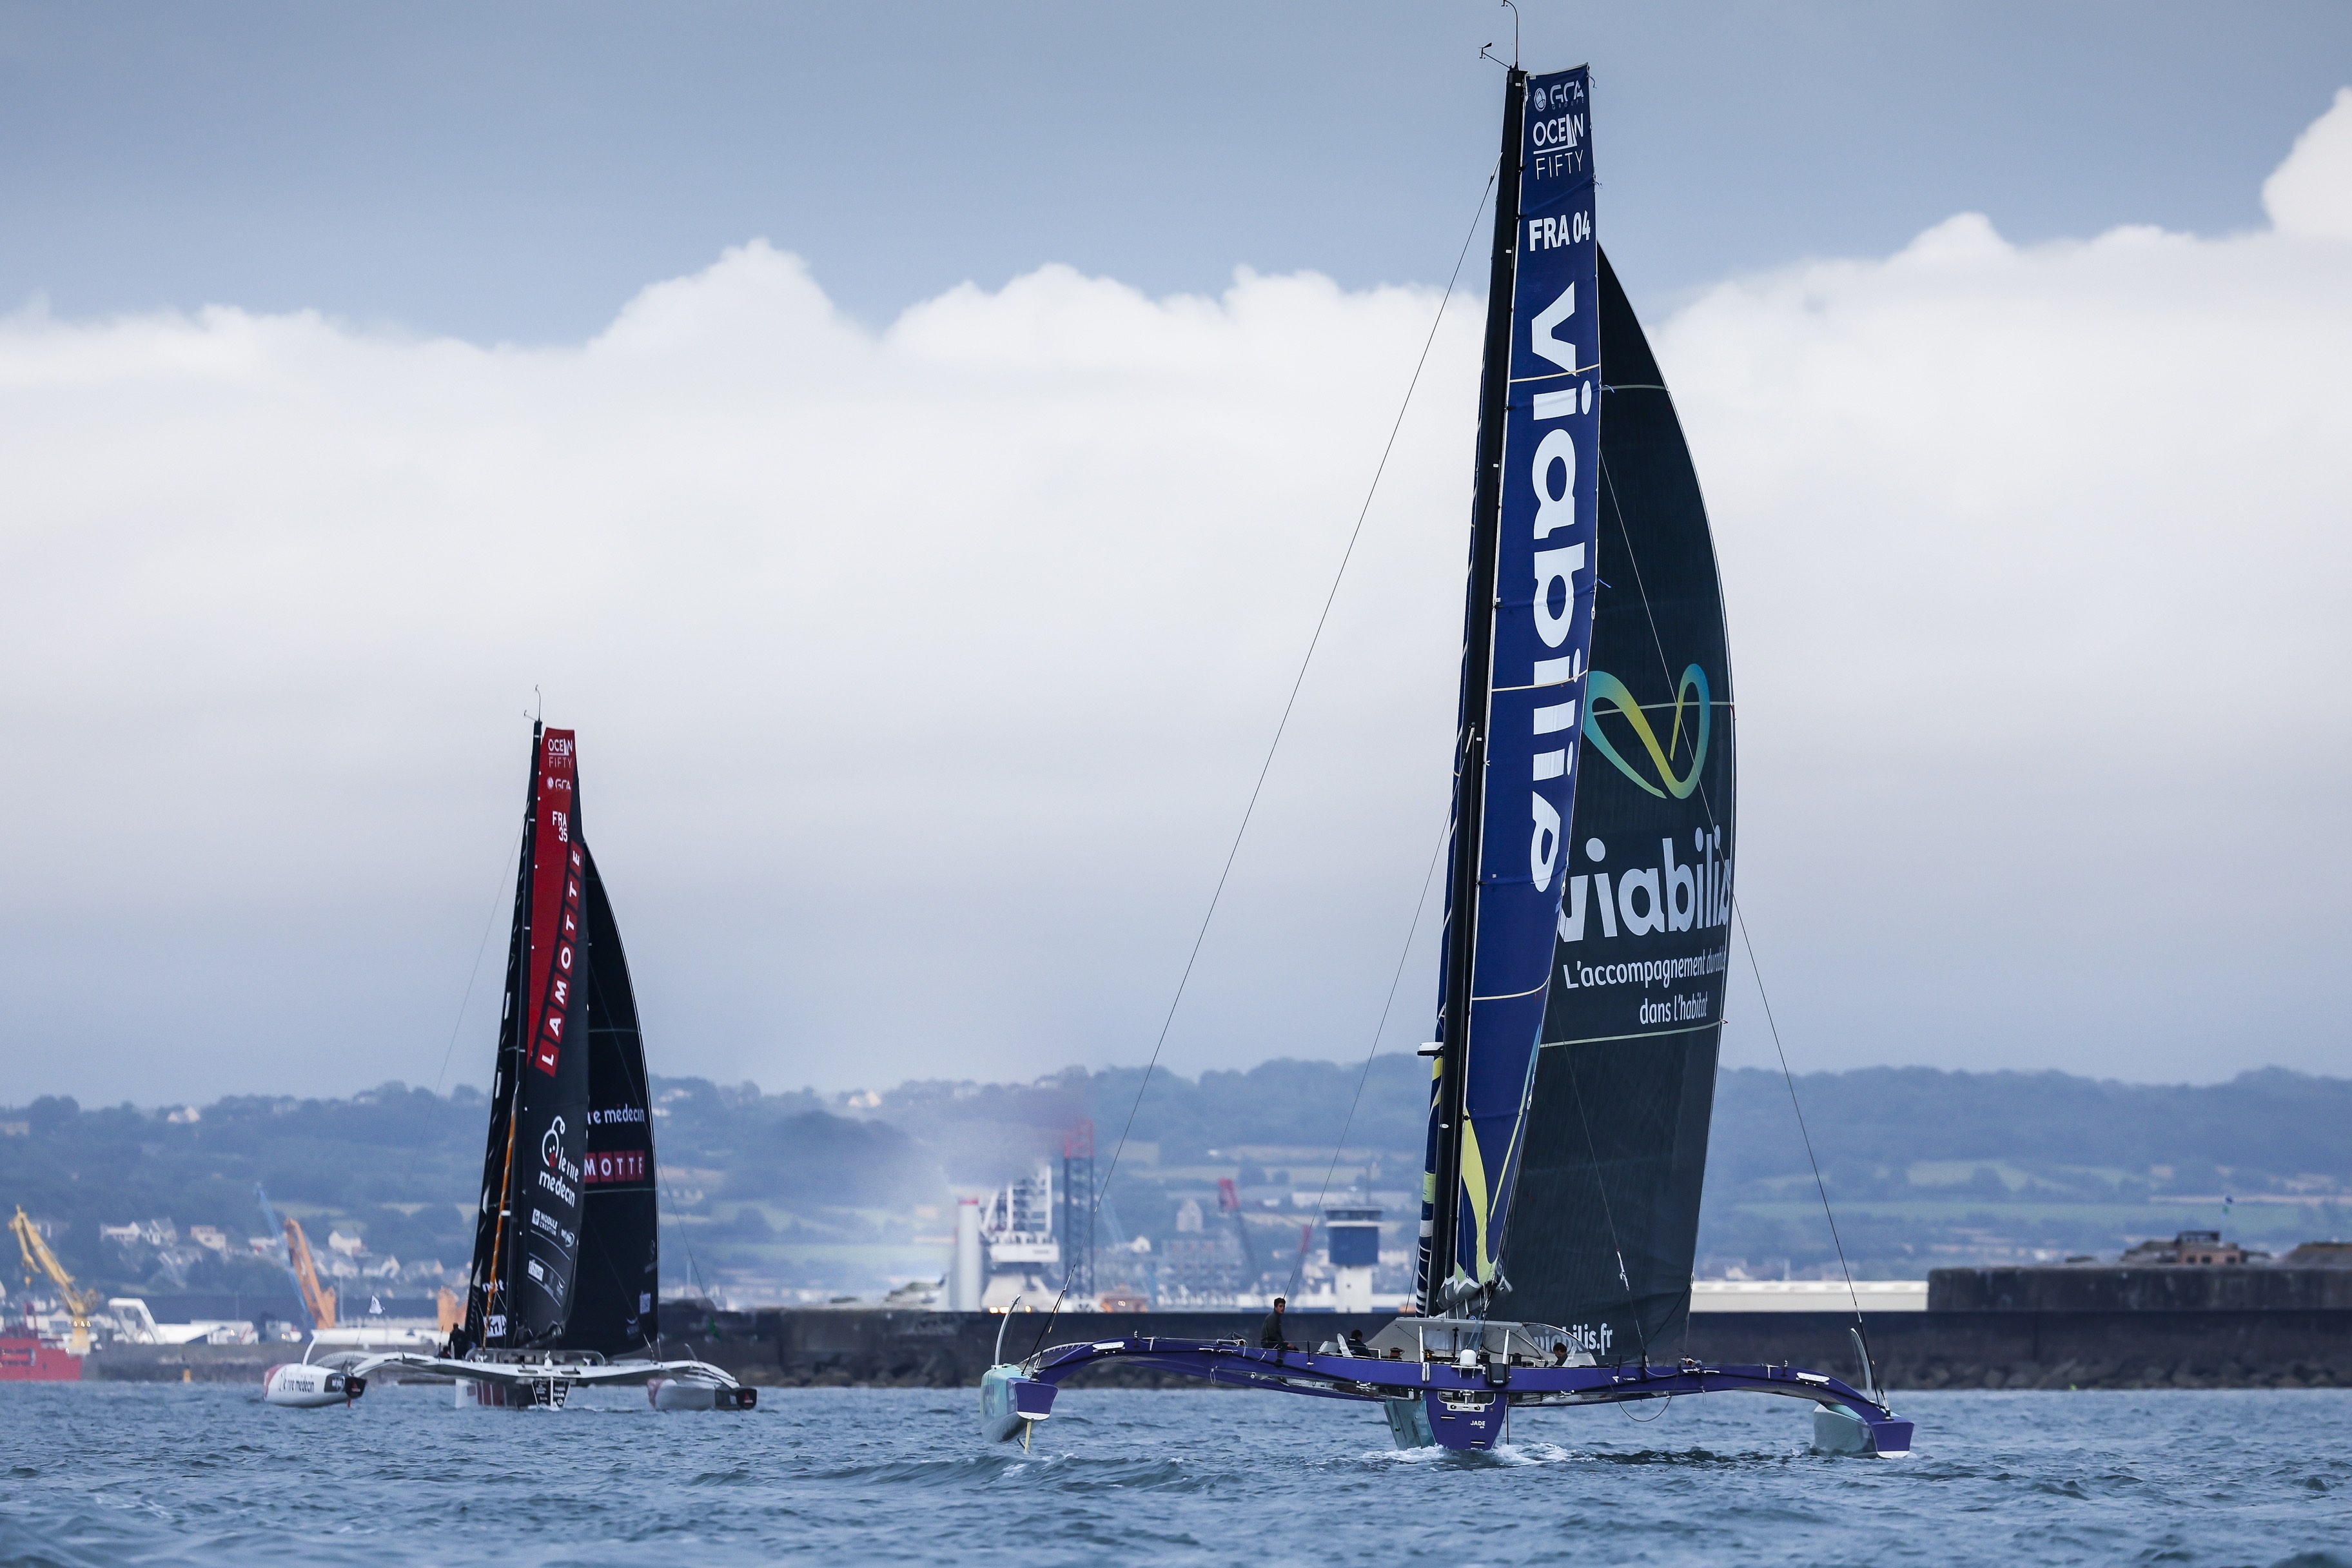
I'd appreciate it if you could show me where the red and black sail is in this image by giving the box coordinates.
[462,725,656,1354]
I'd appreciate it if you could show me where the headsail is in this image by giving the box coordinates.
[1420,66,1603,1309]
[463,725,594,1351]
[560,847,660,1355]
[1501,250,1736,1359]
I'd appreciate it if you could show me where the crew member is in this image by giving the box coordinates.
[1259,1296,1296,1351]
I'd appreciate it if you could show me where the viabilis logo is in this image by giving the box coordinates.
[1583,665,1710,799]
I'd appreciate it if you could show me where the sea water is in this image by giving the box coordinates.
[3,1382,2347,1565]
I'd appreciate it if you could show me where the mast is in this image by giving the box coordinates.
[1424,67,1528,1313]
[1421,64,1603,1315]
[464,721,540,1351]
[462,723,593,1351]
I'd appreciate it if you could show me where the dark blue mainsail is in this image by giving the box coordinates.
[1420,66,1603,1308]
[1500,248,1737,1360]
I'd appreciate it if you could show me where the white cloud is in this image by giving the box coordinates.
[2265,86,2352,240]
[1665,86,2352,1080]
[3,91,2347,1102]
[0,248,1485,1101]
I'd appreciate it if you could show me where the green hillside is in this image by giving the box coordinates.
[5,1063,2346,1300]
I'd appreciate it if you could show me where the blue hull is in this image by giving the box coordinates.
[1018,1337,1914,1456]
[979,1363,1057,1444]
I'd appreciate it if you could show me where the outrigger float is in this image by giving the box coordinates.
[986,61,1913,1458]
[263,1346,749,1410]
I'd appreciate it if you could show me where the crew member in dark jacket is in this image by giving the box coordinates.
[1259,1296,1295,1351]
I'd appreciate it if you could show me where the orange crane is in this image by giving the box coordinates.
[281,1214,337,1331]
[254,1186,337,1331]
[10,1205,103,1353]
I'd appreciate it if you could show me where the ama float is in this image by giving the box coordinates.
[980,64,1913,1458]
[264,725,749,1411]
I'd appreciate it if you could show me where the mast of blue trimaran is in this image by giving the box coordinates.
[1419,62,1603,1320]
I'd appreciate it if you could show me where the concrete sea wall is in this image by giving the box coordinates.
[80,1303,2352,1391]
[671,1306,2352,1392]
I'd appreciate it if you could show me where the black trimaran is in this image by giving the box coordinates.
[323,725,749,1409]
[983,64,1912,1456]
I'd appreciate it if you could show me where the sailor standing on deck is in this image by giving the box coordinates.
[1259,1297,1297,1352]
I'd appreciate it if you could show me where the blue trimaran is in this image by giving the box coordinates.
[981,63,1914,1458]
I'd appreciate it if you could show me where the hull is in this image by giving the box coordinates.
[979,1364,1055,1443]
[0,1334,81,1382]
[1382,1396,1432,1449]
[262,1361,363,1407]
[1380,1389,1507,1453]
[1420,1387,1506,1451]
[647,1377,756,1411]
[1813,1404,1910,1456]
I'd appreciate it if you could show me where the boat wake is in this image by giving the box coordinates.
[804,1451,1214,1494]
[1364,1440,1578,1469]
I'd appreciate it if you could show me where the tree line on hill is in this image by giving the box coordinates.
[5,1062,2346,1298]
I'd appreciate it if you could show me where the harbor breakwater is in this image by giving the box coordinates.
[83,1304,2352,1391]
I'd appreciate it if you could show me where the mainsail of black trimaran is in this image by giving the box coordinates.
[461,724,660,1358]
[1414,64,1735,1364]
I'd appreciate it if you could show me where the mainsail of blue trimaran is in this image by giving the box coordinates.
[1417,63,1603,1311]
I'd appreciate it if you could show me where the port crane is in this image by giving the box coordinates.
[10,1206,104,1353]
[253,1186,337,1331]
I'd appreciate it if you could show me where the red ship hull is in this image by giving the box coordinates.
[0,1333,83,1382]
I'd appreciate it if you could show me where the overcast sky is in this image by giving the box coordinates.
[1,4,2347,1104]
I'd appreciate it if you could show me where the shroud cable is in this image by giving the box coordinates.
[1026,164,1502,1359]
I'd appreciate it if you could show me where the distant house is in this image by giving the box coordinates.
[2120,1230,2266,1266]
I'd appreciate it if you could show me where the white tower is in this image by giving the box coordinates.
[951,1197,984,1311]
[1326,1205,1382,1313]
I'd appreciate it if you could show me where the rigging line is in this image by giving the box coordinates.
[654,1159,712,1304]
[1597,447,1872,1349]
[1733,901,1874,1362]
[1028,162,1502,1360]
[397,820,525,1201]
[1285,806,1453,1300]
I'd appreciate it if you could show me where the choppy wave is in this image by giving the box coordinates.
[2,1384,2348,1566]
